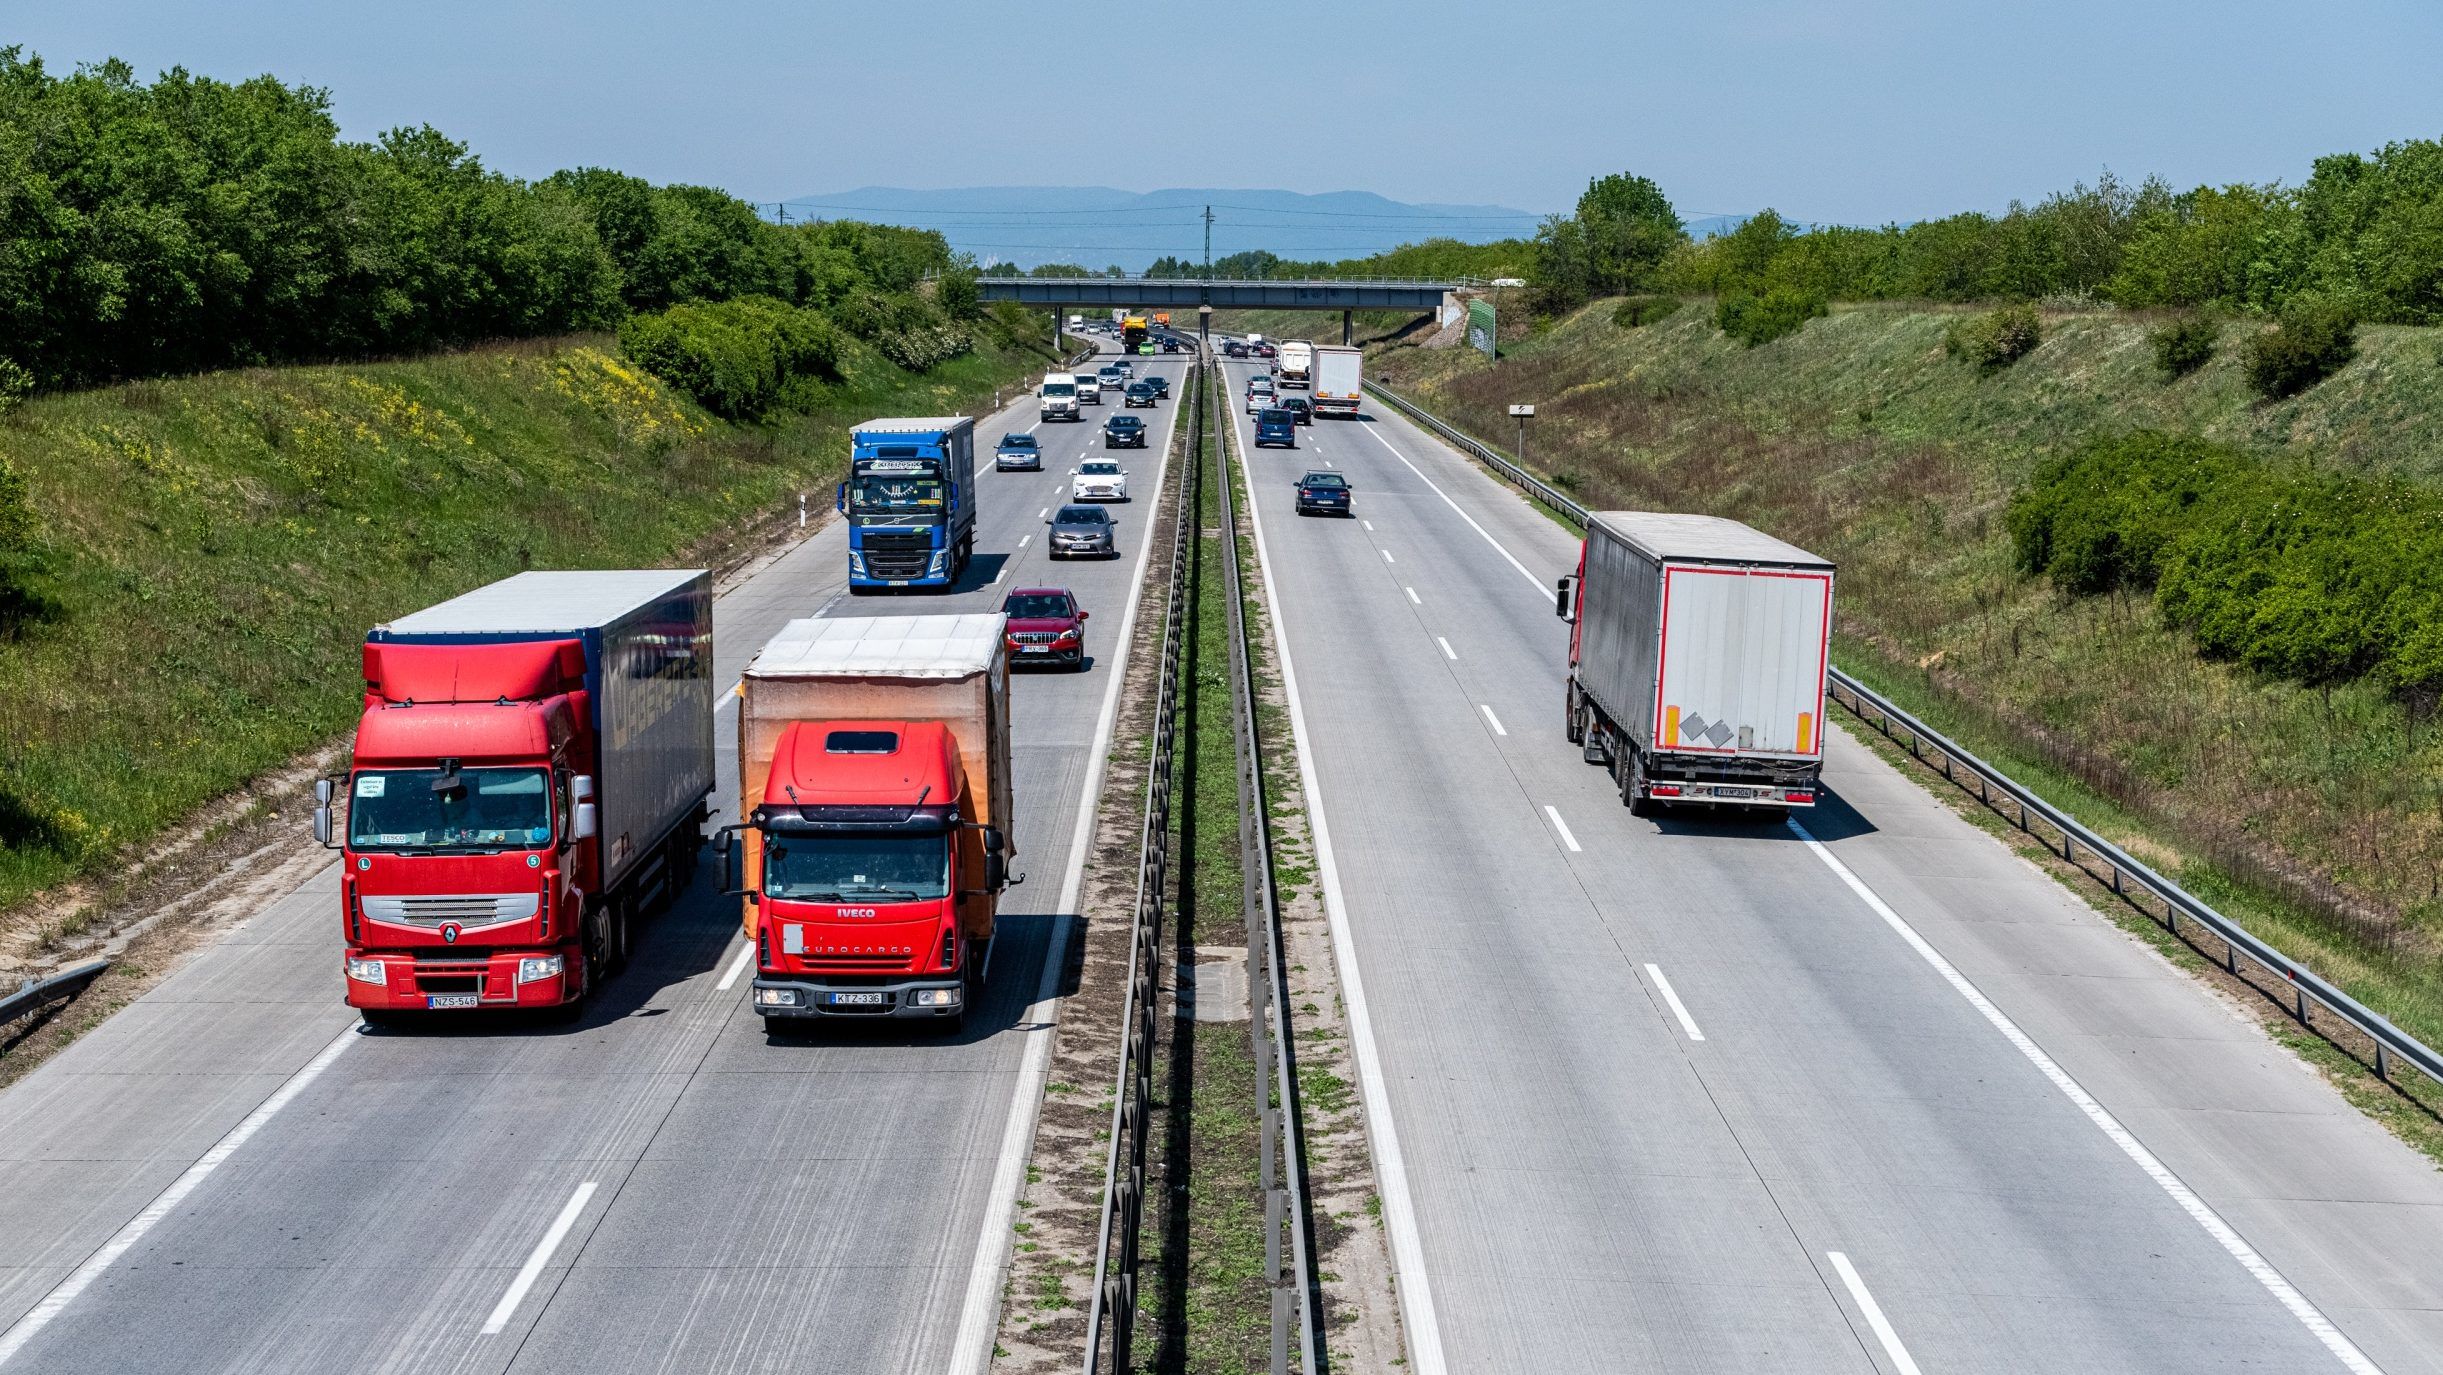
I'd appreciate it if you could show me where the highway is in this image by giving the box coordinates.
[0,341,1184,1374]
[1218,352,2443,1374]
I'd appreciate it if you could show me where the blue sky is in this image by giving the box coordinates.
[14,0,2443,243]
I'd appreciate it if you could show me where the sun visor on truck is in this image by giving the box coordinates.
[364,639,587,705]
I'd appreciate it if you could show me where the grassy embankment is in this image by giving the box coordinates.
[1374,300,2443,1054]
[0,323,1068,923]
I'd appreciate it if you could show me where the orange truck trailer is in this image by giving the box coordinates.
[725,613,1016,1030]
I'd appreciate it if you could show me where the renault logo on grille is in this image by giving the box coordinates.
[440,923,462,944]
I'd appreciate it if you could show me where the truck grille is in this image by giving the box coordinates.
[859,530,935,579]
[810,953,918,969]
[361,894,539,927]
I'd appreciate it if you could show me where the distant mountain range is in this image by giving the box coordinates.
[779,186,1546,272]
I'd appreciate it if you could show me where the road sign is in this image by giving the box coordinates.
[1508,404,1535,417]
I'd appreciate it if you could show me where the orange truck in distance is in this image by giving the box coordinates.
[725,614,1017,1031]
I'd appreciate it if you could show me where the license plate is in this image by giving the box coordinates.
[1022,645,1050,654]
[826,991,887,1006]
[426,993,480,1009]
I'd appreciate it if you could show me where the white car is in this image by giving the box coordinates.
[1071,459,1130,502]
[1245,382,1275,415]
[1076,375,1103,405]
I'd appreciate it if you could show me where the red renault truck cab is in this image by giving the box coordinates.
[315,571,714,1022]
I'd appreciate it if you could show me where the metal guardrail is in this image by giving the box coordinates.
[1083,358,1200,1373]
[0,960,110,1028]
[1216,358,1326,1372]
[1362,378,2443,1095]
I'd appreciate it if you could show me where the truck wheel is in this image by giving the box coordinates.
[609,898,632,974]
[583,905,615,989]
[1624,752,1655,818]
[1564,684,1585,745]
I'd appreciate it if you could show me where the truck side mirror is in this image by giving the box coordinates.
[312,777,339,849]
[834,482,847,514]
[570,774,598,842]
[716,824,751,897]
[1555,576,1577,622]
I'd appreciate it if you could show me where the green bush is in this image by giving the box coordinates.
[1715,286,1826,346]
[1943,304,2043,371]
[2009,429,2443,698]
[0,447,54,637]
[1611,295,1683,328]
[617,296,841,421]
[2242,298,2358,399]
[2149,314,2218,378]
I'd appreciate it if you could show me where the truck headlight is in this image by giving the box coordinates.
[346,957,386,984]
[849,551,867,575]
[516,955,565,984]
[755,987,803,1007]
[928,549,948,575]
[911,987,963,1008]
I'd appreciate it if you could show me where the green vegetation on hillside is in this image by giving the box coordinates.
[1374,300,2443,1044]
[0,321,1061,914]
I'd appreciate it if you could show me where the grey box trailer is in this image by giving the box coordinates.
[1559,512,1833,814]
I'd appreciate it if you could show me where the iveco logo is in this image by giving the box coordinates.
[440,923,462,944]
[837,908,878,919]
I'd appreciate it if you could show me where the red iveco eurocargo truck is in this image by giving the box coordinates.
[314,570,715,1022]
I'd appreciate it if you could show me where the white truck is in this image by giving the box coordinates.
[1275,340,1314,389]
[1311,345,1362,417]
[1040,373,1080,422]
[1558,513,1833,814]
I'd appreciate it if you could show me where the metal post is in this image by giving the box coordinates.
[1342,309,1353,345]
[797,493,806,529]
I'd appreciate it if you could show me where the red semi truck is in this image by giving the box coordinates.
[314,570,715,1021]
[1558,513,1833,814]
[727,614,1016,1031]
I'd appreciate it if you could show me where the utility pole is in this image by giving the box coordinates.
[1203,205,1214,279]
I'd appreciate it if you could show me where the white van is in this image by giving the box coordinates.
[1040,373,1081,422]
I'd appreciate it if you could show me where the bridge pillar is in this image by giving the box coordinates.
[1342,310,1353,346]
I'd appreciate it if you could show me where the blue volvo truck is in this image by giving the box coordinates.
[840,416,979,592]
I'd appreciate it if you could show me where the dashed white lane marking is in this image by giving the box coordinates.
[1361,520,1374,531]
[1543,805,1583,853]
[1403,587,1421,605]
[714,942,753,992]
[1790,819,2380,1375]
[1380,548,1396,564]
[1478,704,1507,736]
[1358,422,1547,596]
[481,1182,598,1335]
[1437,637,1457,660]
[1018,534,1032,549]
[1827,1252,1922,1375]
[0,1021,360,1365]
[1642,963,1704,1041]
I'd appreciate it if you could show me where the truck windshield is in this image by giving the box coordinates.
[849,470,945,517]
[349,767,551,852]
[765,833,950,901]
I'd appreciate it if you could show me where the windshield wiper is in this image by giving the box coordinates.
[838,886,922,900]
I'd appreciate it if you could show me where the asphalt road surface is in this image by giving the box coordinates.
[0,340,1185,1375]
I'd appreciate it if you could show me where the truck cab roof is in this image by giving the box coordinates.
[764,719,962,812]
[851,416,977,439]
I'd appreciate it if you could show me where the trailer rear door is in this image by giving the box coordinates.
[1655,564,1830,759]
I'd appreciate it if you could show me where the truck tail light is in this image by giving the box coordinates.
[941,927,959,971]
[1650,784,1683,797]
[1785,790,1815,804]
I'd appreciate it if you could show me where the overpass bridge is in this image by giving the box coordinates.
[980,276,1473,342]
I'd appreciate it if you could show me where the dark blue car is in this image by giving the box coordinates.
[1294,470,1351,516]
[1254,407,1298,449]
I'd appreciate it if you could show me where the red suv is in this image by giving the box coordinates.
[1002,587,1089,670]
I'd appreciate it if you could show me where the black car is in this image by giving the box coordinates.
[1124,380,1160,408]
[994,432,1043,470]
[1103,413,1149,448]
[1147,375,1171,398]
[1294,470,1352,516]
[1161,338,1181,353]
[1047,504,1117,559]
[1224,341,1249,359]
[1278,396,1314,426]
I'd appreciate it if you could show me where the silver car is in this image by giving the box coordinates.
[1047,503,1118,559]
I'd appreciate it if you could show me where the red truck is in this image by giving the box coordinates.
[314,570,715,1022]
[726,613,1016,1032]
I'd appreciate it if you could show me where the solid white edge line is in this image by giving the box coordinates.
[481,1181,599,1335]
[947,359,1186,1375]
[1642,963,1705,1042]
[1234,386,1449,1375]
[1789,819,2380,1375]
[1358,419,1548,597]
[1478,704,1507,736]
[1826,1251,1923,1375]
[1541,804,1583,854]
[1437,636,1456,660]
[0,1017,360,1366]
[713,941,753,993]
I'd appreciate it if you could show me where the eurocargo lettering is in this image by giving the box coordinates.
[728,614,1017,1030]
[316,570,715,1021]
[841,416,979,591]
[1557,513,1833,812]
